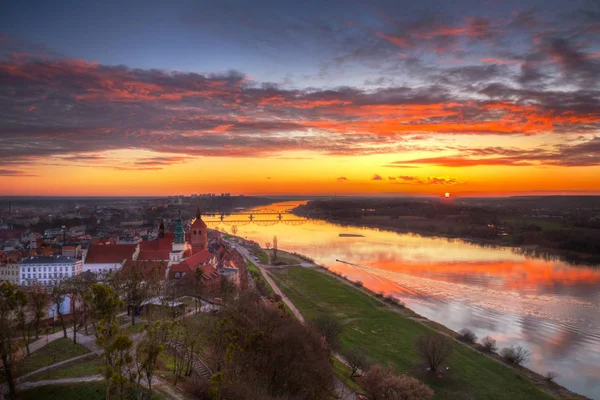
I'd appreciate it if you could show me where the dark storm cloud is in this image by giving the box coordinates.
[1,0,600,170]
[0,169,36,177]
[388,137,600,167]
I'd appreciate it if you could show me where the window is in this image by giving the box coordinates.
[194,230,196,235]
[175,272,180,278]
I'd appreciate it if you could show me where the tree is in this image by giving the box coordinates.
[27,282,50,340]
[89,283,123,400]
[544,371,559,382]
[344,348,370,378]
[480,336,497,353]
[15,289,33,356]
[362,364,434,400]
[500,345,531,366]
[458,328,477,344]
[111,334,134,400]
[265,242,271,250]
[415,333,453,373]
[218,276,238,305]
[135,321,169,394]
[272,235,278,261]
[50,280,68,338]
[114,266,158,326]
[207,291,334,399]
[230,225,238,236]
[311,314,344,350]
[0,282,26,399]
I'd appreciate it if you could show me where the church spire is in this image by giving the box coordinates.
[196,206,201,220]
[158,220,165,238]
[174,211,185,244]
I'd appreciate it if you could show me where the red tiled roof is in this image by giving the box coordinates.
[122,260,167,280]
[170,249,214,273]
[139,233,174,251]
[191,218,207,229]
[137,250,170,261]
[85,243,137,264]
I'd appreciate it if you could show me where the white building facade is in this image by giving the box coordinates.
[19,255,83,286]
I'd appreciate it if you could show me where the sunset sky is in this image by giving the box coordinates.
[1,0,599,196]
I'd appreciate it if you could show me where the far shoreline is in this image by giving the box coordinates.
[290,211,600,267]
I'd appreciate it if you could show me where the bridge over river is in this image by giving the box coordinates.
[201,208,324,226]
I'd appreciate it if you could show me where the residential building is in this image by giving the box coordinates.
[19,255,83,286]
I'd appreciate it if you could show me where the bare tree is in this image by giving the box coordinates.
[265,242,271,250]
[0,282,27,399]
[27,282,50,340]
[311,314,343,350]
[115,265,159,326]
[15,290,33,355]
[231,225,238,236]
[415,333,454,373]
[50,280,68,338]
[345,348,370,378]
[544,371,559,382]
[363,364,434,400]
[500,345,531,366]
[458,328,477,344]
[480,336,497,353]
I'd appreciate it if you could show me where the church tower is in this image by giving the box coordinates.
[171,212,185,262]
[190,207,208,253]
[158,220,165,238]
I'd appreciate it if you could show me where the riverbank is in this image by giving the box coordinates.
[292,212,600,266]
[268,264,587,400]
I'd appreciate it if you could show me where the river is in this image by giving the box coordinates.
[217,200,600,399]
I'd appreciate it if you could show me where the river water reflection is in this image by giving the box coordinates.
[226,201,600,398]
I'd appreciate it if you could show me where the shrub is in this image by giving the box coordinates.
[353,280,364,288]
[480,336,497,353]
[544,371,559,382]
[363,365,434,400]
[415,333,453,372]
[500,345,531,366]
[458,328,477,344]
[383,295,405,307]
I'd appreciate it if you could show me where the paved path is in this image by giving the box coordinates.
[16,353,93,383]
[16,376,103,390]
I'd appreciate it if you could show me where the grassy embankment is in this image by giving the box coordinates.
[17,381,165,400]
[270,267,566,400]
[247,260,275,295]
[26,354,102,382]
[0,338,90,383]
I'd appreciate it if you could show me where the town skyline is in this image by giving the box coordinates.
[1,0,599,196]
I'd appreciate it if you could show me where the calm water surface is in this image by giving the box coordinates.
[222,201,600,399]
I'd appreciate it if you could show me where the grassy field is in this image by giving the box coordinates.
[18,381,165,400]
[270,267,558,400]
[5,338,90,381]
[27,355,102,382]
[247,260,275,295]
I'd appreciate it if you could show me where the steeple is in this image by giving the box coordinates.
[196,206,201,220]
[174,211,185,244]
[158,220,165,238]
